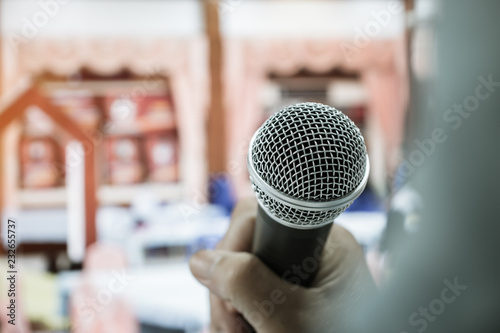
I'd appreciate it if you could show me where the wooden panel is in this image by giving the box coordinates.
[205,0,227,174]
[0,0,3,96]
[0,89,34,133]
[31,90,88,142]
[0,0,3,217]
[32,90,97,247]
[0,84,98,251]
[84,143,97,247]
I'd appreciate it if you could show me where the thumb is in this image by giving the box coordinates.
[189,250,299,330]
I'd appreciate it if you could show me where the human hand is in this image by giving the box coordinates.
[189,198,376,333]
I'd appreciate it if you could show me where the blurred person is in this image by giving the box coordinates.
[190,0,500,332]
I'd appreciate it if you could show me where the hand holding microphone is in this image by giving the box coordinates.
[190,103,375,332]
[248,102,369,286]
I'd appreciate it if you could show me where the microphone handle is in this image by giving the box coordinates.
[239,206,333,332]
[251,205,333,287]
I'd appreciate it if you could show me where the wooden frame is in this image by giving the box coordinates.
[205,0,227,174]
[0,86,97,248]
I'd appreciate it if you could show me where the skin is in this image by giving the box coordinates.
[189,198,376,333]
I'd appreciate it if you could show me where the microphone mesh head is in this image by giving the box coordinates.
[249,102,368,227]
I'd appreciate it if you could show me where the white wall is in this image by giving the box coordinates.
[1,0,405,39]
[221,0,405,38]
[1,0,204,37]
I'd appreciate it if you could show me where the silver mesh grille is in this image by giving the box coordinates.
[252,182,349,226]
[249,102,367,226]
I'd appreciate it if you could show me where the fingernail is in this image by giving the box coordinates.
[189,250,219,284]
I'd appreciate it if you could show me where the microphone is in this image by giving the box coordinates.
[247,102,370,287]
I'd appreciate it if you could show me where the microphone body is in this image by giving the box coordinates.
[252,205,332,286]
[247,102,369,287]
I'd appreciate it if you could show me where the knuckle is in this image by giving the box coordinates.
[223,254,259,294]
[239,253,261,277]
[216,256,239,294]
[231,199,257,223]
[209,292,223,308]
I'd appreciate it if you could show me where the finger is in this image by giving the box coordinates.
[216,197,257,252]
[190,250,300,331]
[209,293,239,332]
[210,198,258,331]
[313,224,376,293]
[209,293,252,333]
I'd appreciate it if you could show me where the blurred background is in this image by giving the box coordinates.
[0,0,434,332]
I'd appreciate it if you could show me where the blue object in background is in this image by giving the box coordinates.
[345,186,383,212]
[209,174,237,215]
